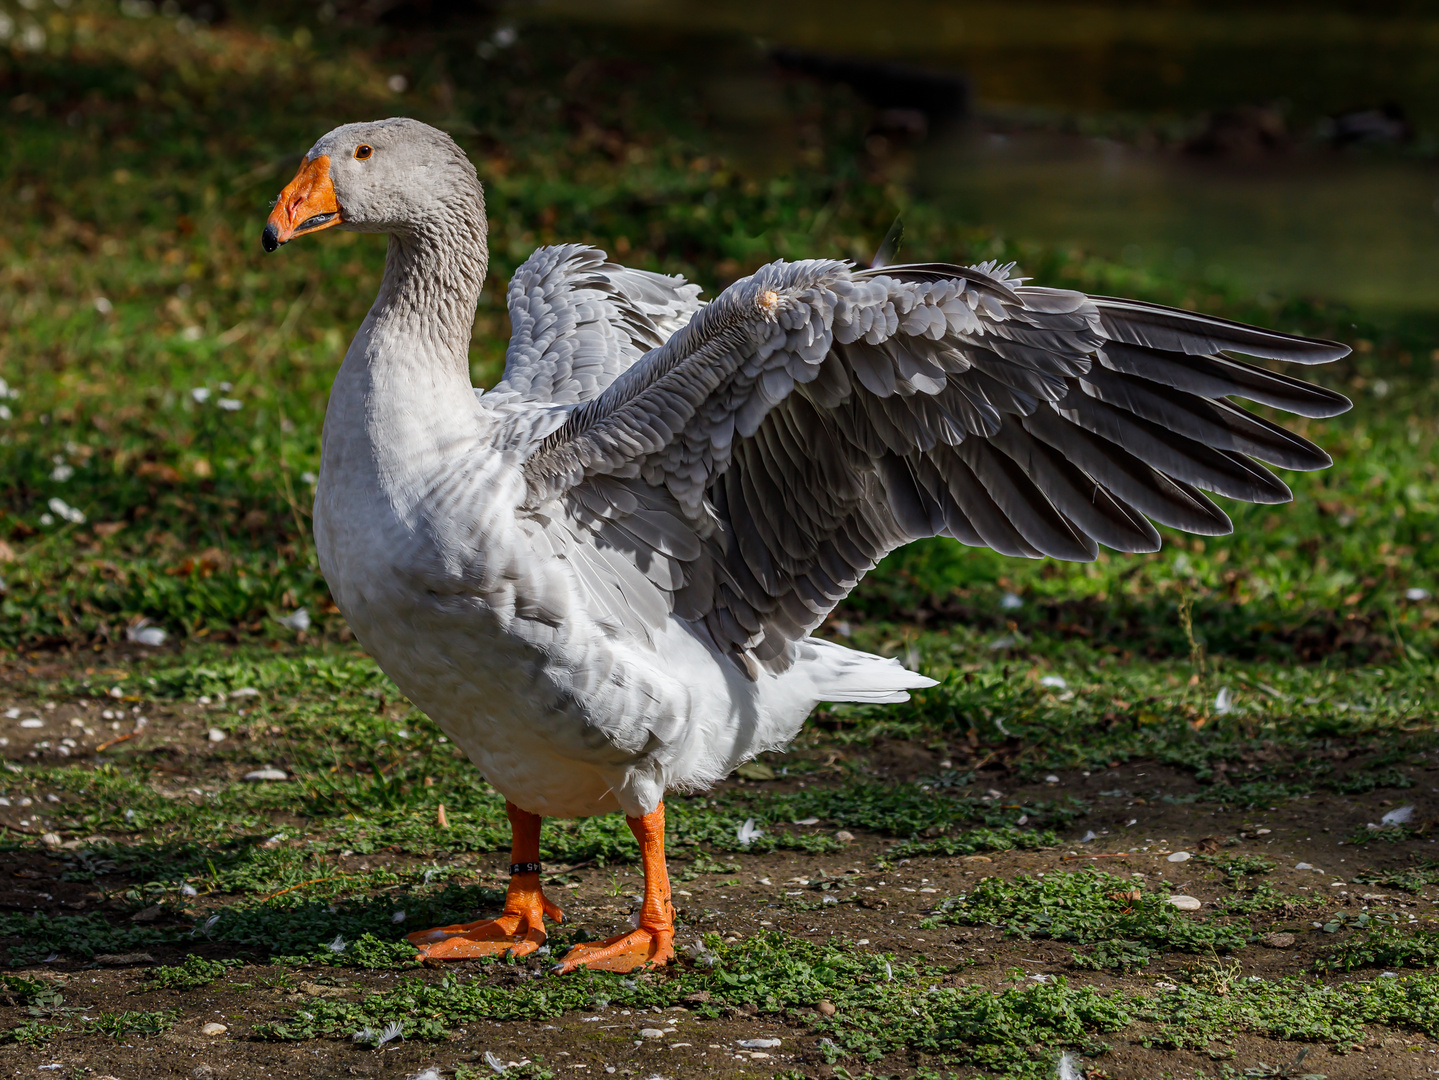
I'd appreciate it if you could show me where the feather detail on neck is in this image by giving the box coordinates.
[370,180,489,375]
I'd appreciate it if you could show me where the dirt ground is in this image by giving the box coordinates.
[0,669,1436,1080]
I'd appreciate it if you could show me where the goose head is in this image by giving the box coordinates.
[261,117,482,252]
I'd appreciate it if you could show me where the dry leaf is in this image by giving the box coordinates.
[136,461,181,484]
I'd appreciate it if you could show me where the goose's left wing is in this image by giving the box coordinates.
[523,258,1350,673]
[486,244,705,406]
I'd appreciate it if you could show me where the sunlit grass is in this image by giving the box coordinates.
[1,2,1439,1075]
[2,1,1435,655]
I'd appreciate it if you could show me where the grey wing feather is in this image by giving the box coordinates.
[522,256,1350,674]
[488,244,705,406]
[1087,296,1351,363]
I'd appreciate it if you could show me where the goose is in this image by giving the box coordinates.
[262,117,1350,972]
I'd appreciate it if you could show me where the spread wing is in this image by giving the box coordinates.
[486,244,705,405]
[522,258,1350,674]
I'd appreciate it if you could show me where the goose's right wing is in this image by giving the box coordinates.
[523,258,1350,673]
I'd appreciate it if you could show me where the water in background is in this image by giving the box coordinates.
[525,0,1439,313]
[921,131,1439,312]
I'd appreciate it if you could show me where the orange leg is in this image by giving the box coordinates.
[408,801,564,961]
[554,802,675,973]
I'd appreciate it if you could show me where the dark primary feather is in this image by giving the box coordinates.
[518,257,1350,675]
[1089,296,1350,363]
[1096,341,1351,418]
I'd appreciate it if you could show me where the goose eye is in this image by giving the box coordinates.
[354,144,373,160]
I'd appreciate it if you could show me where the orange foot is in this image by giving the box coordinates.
[554,926,675,973]
[409,801,564,961]
[408,887,564,961]
[554,803,677,974]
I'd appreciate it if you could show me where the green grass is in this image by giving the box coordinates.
[1212,882,1330,918]
[888,827,1060,859]
[0,977,171,1043]
[1314,924,1439,973]
[1352,861,1439,893]
[1,2,1439,1077]
[143,953,240,990]
[0,1020,63,1047]
[1134,973,1439,1052]
[0,975,62,1010]
[79,1009,177,1038]
[926,870,1249,971]
[247,927,1439,1077]
[255,930,1133,1078]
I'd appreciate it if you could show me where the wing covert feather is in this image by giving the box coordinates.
[489,244,704,406]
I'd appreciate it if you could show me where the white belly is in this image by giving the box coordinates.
[322,543,821,819]
[326,559,630,817]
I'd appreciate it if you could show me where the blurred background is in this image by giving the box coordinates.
[174,0,1439,314]
[518,0,1439,313]
[11,0,1439,307]
[0,0,1434,658]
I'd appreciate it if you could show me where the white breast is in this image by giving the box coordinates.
[312,321,832,819]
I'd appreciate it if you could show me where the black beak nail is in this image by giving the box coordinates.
[261,223,280,253]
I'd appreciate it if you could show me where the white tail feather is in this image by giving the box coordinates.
[799,637,937,704]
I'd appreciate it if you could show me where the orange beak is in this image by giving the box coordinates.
[262,155,341,252]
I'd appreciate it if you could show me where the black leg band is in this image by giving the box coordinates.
[509,862,542,876]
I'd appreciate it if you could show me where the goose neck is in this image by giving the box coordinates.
[370,208,488,374]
